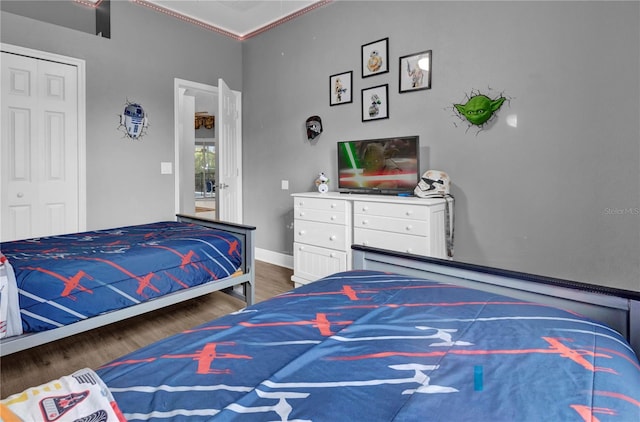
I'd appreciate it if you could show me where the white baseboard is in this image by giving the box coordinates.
[255,248,293,269]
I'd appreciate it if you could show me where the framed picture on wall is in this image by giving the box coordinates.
[329,71,353,106]
[361,38,389,78]
[362,84,389,122]
[399,50,432,93]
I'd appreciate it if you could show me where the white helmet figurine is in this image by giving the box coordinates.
[414,170,451,198]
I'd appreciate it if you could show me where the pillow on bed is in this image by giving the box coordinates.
[1,368,126,422]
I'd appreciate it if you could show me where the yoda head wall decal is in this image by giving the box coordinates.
[448,88,512,135]
[454,94,506,126]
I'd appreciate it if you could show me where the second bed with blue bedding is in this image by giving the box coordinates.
[1,221,243,334]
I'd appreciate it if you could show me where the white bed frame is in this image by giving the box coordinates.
[352,245,640,358]
[0,215,256,357]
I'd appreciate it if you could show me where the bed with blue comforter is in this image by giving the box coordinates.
[0,218,254,355]
[93,269,640,421]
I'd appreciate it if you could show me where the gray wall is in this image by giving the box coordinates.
[242,1,640,291]
[1,1,638,292]
[1,0,242,229]
[1,0,96,35]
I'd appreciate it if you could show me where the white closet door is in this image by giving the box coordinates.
[1,52,79,241]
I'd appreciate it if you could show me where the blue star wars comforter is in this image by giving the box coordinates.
[97,271,640,421]
[0,221,242,335]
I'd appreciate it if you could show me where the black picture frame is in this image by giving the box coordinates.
[399,50,432,93]
[329,71,353,106]
[361,38,389,78]
[361,84,389,122]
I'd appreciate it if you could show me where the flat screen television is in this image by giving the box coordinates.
[337,135,420,195]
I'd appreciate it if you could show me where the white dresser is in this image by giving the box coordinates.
[292,192,449,286]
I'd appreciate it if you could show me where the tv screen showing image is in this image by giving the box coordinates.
[337,136,420,195]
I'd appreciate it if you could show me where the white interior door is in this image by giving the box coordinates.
[217,78,242,223]
[174,78,242,224]
[1,50,81,241]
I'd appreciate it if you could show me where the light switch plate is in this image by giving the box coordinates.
[161,162,173,174]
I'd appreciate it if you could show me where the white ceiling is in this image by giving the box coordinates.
[143,0,326,39]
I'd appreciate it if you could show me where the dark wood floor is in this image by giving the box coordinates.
[0,261,293,399]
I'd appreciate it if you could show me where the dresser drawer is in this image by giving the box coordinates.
[294,197,346,213]
[293,242,347,284]
[354,201,429,220]
[354,227,429,255]
[295,220,348,251]
[294,208,346,225]
[353,214,428,236]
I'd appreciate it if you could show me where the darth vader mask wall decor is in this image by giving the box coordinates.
[306,115,323,140]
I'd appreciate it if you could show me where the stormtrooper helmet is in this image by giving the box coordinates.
[414,170,451,198]
[306,115,323,140]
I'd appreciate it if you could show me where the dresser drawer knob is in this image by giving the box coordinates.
[406,248,413,253]
[298,246,304,251]
[329,235,337,241]
[298,230,306,236]
[362,206,369,212]
[405,210,413,216]
[362,241,368,246]
[299,212,305,217]
[331,215,336,220]
[330,252,336,258]
[362,219,368,225]
[331,203,337,208]
[405,225,412,231]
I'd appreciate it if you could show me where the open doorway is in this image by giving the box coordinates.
[195,140,216,219]
[194,97,217,219]
[174,78,243,224]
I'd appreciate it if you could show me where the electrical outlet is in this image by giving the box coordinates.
[281,180,289,190]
